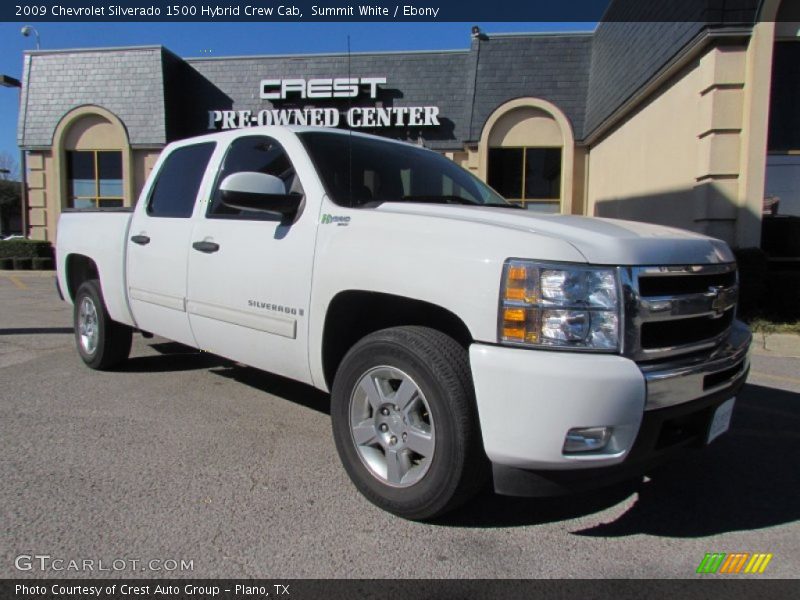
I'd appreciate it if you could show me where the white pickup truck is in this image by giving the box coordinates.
[56,126,751,519]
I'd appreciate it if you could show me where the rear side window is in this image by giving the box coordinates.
[147,142,215,218]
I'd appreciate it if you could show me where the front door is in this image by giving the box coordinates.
[126,141,217,347]
[186,134,318,384]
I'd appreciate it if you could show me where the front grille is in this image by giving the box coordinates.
[638,270,736,296]
[641,310,734,349]
[623,263,738,362]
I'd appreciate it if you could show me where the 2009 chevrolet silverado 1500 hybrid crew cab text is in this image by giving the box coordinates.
[56,126,751,519]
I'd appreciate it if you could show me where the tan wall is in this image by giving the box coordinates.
[32,148,161,242]
[487,107,563,147]
[26,151,50,241]
[132,150,162,205]
[445,149,478,176]
[28,105,166,242]
[571,146,587,216]
[736,20,777,247]
[63,114,126,150]
[586,40,774,247]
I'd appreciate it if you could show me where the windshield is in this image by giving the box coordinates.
[298,131,512,208]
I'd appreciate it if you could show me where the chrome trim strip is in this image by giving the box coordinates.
[621,263,738,362]
[642,321,751,410]
[635,263,737,277]
[639,287,738,322]
[637,324,734,361]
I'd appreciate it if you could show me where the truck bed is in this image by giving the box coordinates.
[61,207,134,213]
[55,210,136,328]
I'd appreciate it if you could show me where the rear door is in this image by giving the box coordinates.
[186,133,318,384]
[126,141,216,347]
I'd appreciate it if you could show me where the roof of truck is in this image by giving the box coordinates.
[165,125,435,151]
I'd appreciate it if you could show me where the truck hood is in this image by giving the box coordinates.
[373,204,734,265]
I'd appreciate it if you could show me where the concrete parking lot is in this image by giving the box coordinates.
[1,271,798,579]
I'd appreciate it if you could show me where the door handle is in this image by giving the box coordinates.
[130,235,150,245]
[192,241,220,253]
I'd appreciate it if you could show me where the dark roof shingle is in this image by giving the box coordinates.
[18,47,167,148]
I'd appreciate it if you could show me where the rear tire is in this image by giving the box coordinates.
[74,279,132,370]
[331,326,488,520]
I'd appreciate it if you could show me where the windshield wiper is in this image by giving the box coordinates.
[483,202,524,209]
[399,195,480,206]
[386,195,522,209]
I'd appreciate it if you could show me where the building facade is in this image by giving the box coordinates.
[16,0,799,248]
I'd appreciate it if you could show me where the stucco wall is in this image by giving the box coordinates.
[26,151,49,241]
[587,45,751,246]
[132,150,162,205]
[27,147,161,242]
[587,59,703,230]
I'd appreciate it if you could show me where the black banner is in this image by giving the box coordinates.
[2,0,784,23]
[2,579,798,600]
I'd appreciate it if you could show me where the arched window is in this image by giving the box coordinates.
[479,98,575,214]
[53,107,131,210]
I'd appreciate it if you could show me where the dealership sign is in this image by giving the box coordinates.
[260,76,386,100]
[208,76,441,130]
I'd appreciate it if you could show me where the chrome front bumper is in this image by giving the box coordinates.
[642,319,751,411]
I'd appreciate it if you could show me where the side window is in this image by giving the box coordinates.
[147,142,216,218]
[208,135,303,220]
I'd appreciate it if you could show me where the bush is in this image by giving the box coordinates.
[32,257,54,270]
[0,239,53,259]
[733,247,768,320]
[0,257,12,270]
[12,257,32,270]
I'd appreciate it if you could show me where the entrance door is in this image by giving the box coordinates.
[126,141,217,347]
[186,134,317,384]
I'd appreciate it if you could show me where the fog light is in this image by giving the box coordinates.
[563,427,612,454]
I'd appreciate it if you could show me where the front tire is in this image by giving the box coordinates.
[74,279,132,370]
[331,326,487,520]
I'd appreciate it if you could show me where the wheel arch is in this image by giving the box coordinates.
[64,254,100,302]
[321,290,474,390]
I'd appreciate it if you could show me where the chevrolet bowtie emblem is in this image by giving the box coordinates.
[709,286,728,317]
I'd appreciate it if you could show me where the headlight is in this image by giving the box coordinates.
[499,259,621,351]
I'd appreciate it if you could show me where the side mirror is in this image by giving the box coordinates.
[220,172,303,218]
